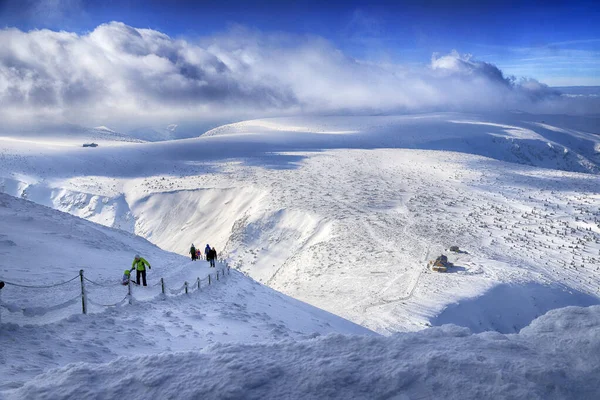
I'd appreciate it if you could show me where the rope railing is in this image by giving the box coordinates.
[83,277,118,287]
[0,263,231,324]
[0,294,81,317]
[168,282,188,296]
[87,294,129,308]
[1,274,80,289]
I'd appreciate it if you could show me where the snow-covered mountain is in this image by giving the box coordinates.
[1,112,598,333]
[1,111,600,398]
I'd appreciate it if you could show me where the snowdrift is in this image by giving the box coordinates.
[5,305,600,400]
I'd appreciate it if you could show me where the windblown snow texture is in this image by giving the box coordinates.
[5,306,600,400]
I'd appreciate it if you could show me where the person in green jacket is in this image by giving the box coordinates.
[131,254,151,286]
[122,269,132,286]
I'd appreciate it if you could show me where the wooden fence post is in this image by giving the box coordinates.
[128,279,133,305]
[208,274,211,285]
[0,281,4,325]
[79,269,87,314]
[197,277,200,290]
[161,277,165,295]
[216,271,219,281]
[185,281,188,294]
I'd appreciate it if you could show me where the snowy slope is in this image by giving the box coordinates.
[0,126,144,147]
[201,113,600,173]
[0,193,373,390]
[0,192,183,289]
[0,112,599,334]
[126,126,176,142]
[83,126,146,144]
[4,305,600,400]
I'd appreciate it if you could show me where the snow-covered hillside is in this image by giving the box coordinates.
[0,193,373,391]
[1,196,599,399]
[83,126,146,144]
[0,125,144,147]
[1,112,598,334]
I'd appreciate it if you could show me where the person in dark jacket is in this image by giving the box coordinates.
[209,247,217,268]
[190,244,197,261]
[212,247,218,263]
[205,246,213,267]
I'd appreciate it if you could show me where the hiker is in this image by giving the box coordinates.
[205,244,211,258]
[190,244,197,261]
[131,254,151,286]
[122,269,132,285]
[196,249,201,260]
[211,247,218,265]
[209,247,217,268]
[206,246,212,267]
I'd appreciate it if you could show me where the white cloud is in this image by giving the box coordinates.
[0,22,596,133]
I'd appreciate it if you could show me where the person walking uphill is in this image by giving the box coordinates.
[206,247,217,268]
[210,247,217,267]
[190,244,197,261]
[131,254,151,286]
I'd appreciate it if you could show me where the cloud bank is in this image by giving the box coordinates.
[0,22,597,133]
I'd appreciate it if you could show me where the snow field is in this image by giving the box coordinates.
[122,148,600,333]
[1,113,599,334]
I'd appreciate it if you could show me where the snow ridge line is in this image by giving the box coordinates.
[0,266,231,322]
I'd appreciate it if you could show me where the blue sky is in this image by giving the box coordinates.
[1,0,599,85]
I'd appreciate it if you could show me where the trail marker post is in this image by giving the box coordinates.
[185,281,188,294]
[161,277,165,295]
